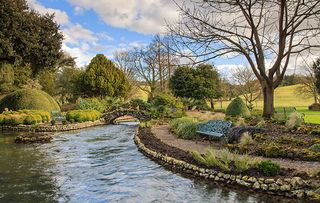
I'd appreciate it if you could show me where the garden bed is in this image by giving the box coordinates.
[136,127,320,201]
[228,122,320,162]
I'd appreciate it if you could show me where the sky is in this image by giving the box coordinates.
[26,0,173,65]
[26,0,317,77]
[27,0,244,76]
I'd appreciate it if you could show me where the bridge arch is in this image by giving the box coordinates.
[102,108,151,124]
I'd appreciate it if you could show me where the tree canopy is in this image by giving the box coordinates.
[169,64,221,101]
[82,54,129,98]
[0,0,64,75]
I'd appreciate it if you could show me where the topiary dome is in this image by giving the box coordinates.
[0,89,60,112]
[226,97,250,117]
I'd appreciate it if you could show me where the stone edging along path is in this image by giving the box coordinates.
[134,128,320,202]
[0,120,107,132]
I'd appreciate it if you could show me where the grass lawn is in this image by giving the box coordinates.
[296,107,320,124]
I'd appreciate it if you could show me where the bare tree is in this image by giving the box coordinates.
[298,58,320,104]
[113,50,139,100]
[120,35,179,99]
[169,0,320,118]
[233,67,261,109]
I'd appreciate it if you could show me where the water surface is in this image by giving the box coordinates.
[0,125,304,203]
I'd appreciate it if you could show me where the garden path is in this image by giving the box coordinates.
[151,125,320,173]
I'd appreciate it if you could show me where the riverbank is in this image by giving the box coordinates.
[0,120,107,132]
[135,126,320,202]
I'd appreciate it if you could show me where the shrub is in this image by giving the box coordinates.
[235,117,246,127]
[66,110,101,123]
[192,148,260,173]
[170,117,197,132]
[257,160,280,176]
[285,112,304,130]
[0,109,50,126]
[139,121,151,128]
[0,89,60,112]
[239,132,254,148]
[256,119,266,128]
[104,97,125,111]
[18,110,51,122]
[309,144,320,153]
[130,98,150,111]
[170,117,198,139]
[151,93,185,119]
[24,115,42,125]
[76,97,106,112]
[259,142,282,157]
[176,122,198,140]
[226,97,250,117]
[234,154,261,173]
[192,149,230,172]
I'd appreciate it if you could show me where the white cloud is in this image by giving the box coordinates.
[63,23,98,45]
[27,0,113,67]
[67,0,179,34]
[98,32,114,41]
[28,0,70,25]
[74,6,85,15]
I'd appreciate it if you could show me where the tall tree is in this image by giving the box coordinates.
[169,0,320,118]
[82,54,129,98]
[0,0,64,75]
[126,35,179,99]
[170,64,221,108]
[314,58,320,94]
[57,67,84,103]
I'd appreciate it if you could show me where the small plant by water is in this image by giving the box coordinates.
[257,160,280,176]
[191,148,261,173]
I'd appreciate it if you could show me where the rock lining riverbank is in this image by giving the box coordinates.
[0,120,107,132]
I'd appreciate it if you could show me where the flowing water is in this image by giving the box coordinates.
[0,125,304,203]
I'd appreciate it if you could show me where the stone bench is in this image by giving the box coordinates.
[197,120,232,139]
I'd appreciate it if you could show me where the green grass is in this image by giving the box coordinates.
[218,84,320,124]
[296,107,320,124]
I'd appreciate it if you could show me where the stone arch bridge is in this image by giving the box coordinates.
[102,108,151,124]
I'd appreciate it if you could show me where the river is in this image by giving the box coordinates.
[0,124,304,203]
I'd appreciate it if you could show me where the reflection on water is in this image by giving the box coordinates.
[0,125,305,203]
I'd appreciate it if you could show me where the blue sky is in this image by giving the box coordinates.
[28,0,161,67]
[27,0,244,75]
[25,0,320,79]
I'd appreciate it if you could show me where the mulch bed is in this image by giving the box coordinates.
[138,127,199,166]
[238,122,320,162]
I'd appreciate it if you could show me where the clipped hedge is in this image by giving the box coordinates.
[0,89,60,112]
[0,110,51,125]
[226,97,250,117]
[66,110,101,123]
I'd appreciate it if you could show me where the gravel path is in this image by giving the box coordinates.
[151,125,320,173]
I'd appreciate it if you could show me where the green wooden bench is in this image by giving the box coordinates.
[197,120,232,139]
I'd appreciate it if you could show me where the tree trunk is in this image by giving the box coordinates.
[262,84,274,118]
[210,98,215,110]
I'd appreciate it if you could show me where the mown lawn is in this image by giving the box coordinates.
[296,107,320,124]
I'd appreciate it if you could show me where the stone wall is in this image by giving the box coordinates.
[134,131,319,201]
[0,120,107,132]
